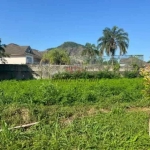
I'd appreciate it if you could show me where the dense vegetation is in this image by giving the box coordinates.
[81,43,99,64]
[52,70,140,79]
[1,78,150,149]
[0,79,144,106]
[41,48,70,65]
[1,107,149,149]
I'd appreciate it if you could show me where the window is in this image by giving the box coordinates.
[26,56,33,64]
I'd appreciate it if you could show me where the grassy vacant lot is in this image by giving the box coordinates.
[0,79,150,149]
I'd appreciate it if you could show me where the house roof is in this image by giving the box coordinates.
[4,43,43,59]
[120,57,146,66]
[4,43,30,56]
[32,49,43,59]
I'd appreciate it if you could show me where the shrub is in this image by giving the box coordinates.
[52,70,141,79]
[0,79,143,105]
[52,71,120,79]
[123,71,140,78]
[140,66,150,100]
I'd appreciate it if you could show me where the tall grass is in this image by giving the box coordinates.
[0,107,150,149]
[0,79,144,106]
[0,79,150,149]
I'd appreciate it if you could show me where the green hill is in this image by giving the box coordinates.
[58,41,84,49]
[47,41,85,56]
[46,41,85,63]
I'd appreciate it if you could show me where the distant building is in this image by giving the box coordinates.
[119,55,145,67]
[1,43,42,64]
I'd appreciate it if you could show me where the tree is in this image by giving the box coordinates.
[97,26,129,56]
[41,48,70,65]
[108,58,119,65]
[82,43,99,64]
[147,60,150,63]
[0,39,8,63]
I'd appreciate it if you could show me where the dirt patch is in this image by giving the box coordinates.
[60,107,150,126]
[87,107,109,115]
[60,107,109,125]
[127,107,150,113]
[87,107,98,115]
[99,108,110,113]
[60,115,75,125]
[21,108,30,123]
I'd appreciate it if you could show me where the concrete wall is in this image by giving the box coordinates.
[0,64,33,80]
[0,64,134,80]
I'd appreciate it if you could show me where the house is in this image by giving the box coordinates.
[2,43,42,64]
[120,55,145,67]
[32,49,43,64]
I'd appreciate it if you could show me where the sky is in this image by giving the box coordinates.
[1,0,150,61]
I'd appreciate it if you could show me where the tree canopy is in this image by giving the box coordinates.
[41,48,70,65]
[82,43,99,64]
[0,39,8,63]
[97,26,129,56]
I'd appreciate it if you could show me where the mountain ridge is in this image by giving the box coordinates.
[46,41,85,57]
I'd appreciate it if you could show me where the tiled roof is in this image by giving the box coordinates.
[32,49,43,58]
[4,43,29,56]
[4,43,42,59]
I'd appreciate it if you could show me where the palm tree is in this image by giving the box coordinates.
[0,39,8,63]
[82,43,99,64]
[97,26,129,57]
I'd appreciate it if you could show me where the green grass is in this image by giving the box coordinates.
[0,78,146,107]
[0,105,150,149]
[1,79,150,149]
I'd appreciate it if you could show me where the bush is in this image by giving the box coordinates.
[53,70,140,79]
[140,66,150,100]
[53,71,121,79]
[123,71,140,78]
[0,79,143,105]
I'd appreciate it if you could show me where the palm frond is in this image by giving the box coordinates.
[97,26,129,56]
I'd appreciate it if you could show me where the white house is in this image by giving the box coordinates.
[2,43,42,64]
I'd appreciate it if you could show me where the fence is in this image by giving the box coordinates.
[75,55,145,67]
[0,55,146,80]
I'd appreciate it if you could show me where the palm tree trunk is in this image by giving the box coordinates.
[111,55,114,66]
